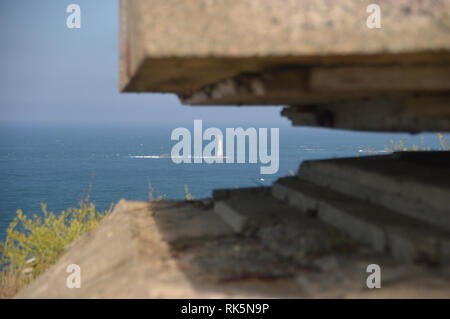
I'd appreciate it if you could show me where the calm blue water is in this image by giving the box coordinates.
[0,121,447,240]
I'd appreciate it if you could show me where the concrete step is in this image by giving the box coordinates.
[273,177,450,264]
[213,187,357,266]
[16,199,450,298]
[297,154,450,232]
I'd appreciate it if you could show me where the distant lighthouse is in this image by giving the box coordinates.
[217,135,223,158]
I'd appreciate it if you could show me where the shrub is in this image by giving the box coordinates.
[184,184,194,200]
[0,201,112,298]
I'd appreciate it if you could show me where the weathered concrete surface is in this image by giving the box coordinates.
[298,154,450,232]
[181,68,450,106]
[273,177,450,264]
[120,0,450,94]
[281,94,450,132]
[213,187,356,265]
[14,198,450,298]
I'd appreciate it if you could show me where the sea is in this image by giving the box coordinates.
[0,121,447,240]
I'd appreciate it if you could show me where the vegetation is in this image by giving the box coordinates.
[385,133,449,152]
[359,133,449,155]
[184,184,194,201]
[437,133,450,151]
[148,178,165,201]
[0,200,112,298]
[0,181,193,298]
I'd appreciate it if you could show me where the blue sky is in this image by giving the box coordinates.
[0,0,286,125]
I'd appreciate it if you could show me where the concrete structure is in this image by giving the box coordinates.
[16,197,450,298]
[16,154,450,298]
[16,1,450,299]
[120,0,450,132]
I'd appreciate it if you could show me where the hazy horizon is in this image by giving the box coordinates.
[0,0,287,125]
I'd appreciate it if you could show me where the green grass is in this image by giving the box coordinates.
[0,200,112,298]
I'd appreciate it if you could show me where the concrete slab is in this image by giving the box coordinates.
[274,177,450,264]
[281,95,450,132]
[120,0,450,94]
[213,187,357,265]
[181,67,450,106]
[150,200,233,247]
[298,155,450,232]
